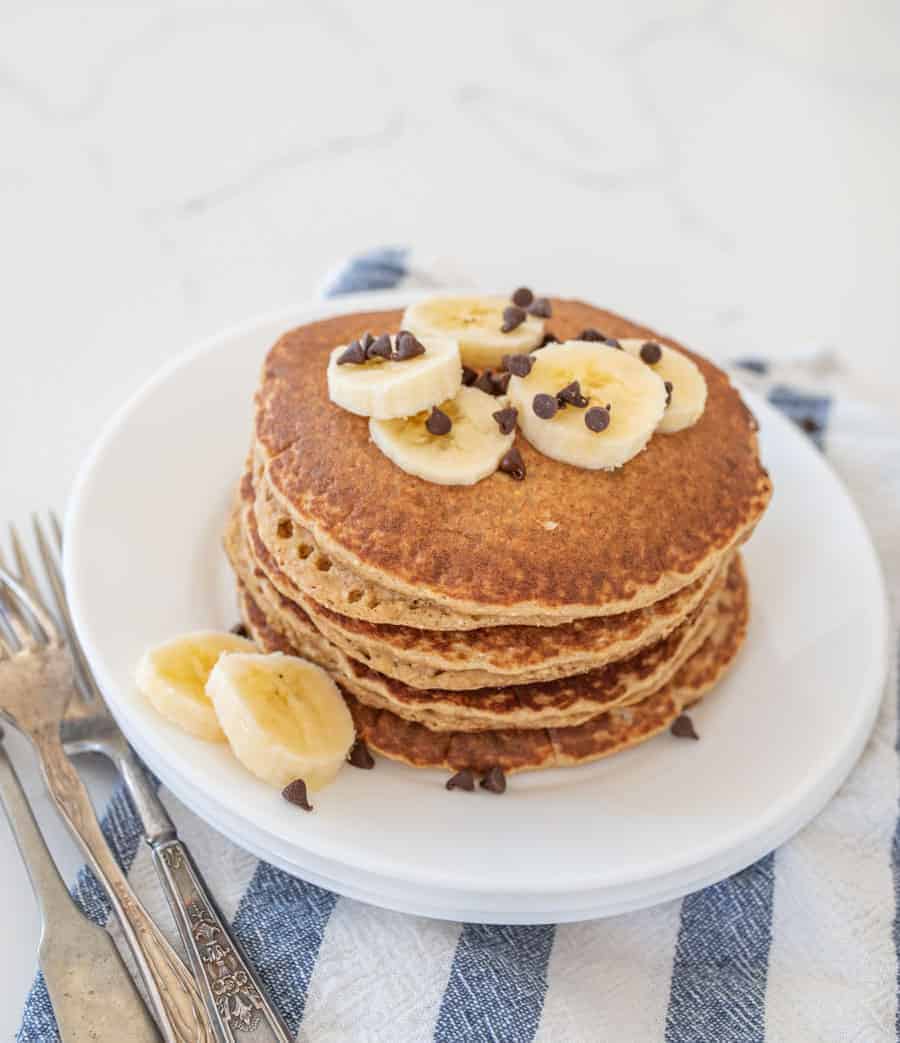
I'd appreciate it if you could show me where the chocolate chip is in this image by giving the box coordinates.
[367,333,393,360]
[282,778,313,810]
[480,766,507,794]
[230,622,249,638]
[501,305,526,333]
[426,406,452,436]
[579,328,604,342]
[359,331,374,353]
[585,406,610,432]
[492,406,518,435]
[462,365,478,386]
[557,380,589,408]
[536,332,559,349]
[347,740,375,769]
[640,341,662,365]
[511,287,534,308]
[474,370,496,395]
[670,714,699,740]
[604,337,622,349]
[395,331,426,360]
[337,341,366,365]
[799,416,820,434]
[528,297,552,318]
[533,393,558,420]
[446,768,475,791]
[664,380,674,406]
[499,446,526,480]
[503,353,534,378]
[492,371,511,395]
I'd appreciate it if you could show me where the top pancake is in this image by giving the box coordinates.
[255,299,771,620]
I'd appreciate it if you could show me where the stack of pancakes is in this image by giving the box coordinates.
[226,300,771,775]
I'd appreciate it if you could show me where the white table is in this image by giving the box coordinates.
[2,1,899,1034]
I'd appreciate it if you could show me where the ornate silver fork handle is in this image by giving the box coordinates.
[0,737,162,1042]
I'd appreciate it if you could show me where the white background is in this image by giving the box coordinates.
[1,0,900,1034]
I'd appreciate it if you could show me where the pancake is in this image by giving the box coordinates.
[240,478,725,688]
[253,299,770,622]
[240,555,749,773]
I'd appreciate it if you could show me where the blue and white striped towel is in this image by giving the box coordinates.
[20,249,900,1042]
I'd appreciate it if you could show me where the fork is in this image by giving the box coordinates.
[23,515,292,1043]
[0,544,213,1043]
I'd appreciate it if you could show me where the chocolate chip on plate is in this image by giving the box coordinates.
[557,380,589,408]
[446,768,476,791]
[426,406,453,436]
[640,341,662,365]
[282,778,313,810]
[367,333,393,360]
[230,622,249,638]
[670,714,699,740]
[492,406,518,435]
[579,328,604,342]
[395,331,426,360]
[499,446,526,480]
[532,393,558,420]
[480,766,507,794]
[491,371,511,395]
[585,406,610,432]
[503,353,534,378]
[347,739,375,769]
[337,341,366,365]
[462,365,478,386]
[799,415,820,434]
[528,297,552,318]
[511,286,534,308]
[501,305,527,333]
[664,380,674,406]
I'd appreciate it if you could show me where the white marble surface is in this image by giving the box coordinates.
[1,0,899,1034]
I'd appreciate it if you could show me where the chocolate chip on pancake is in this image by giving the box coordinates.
[579,328,604,342]
[670,713,699,739]
[640,342,662,365]
[533,393,558,419]
[503,353,534,378]
[585,406,610,433]
[367,333,393,360]
[499,446,526,479]
[446,768,476,791]
[462,365,478,386]
[605,338,622,349]
[230,622,250,637]
[282,778,313,810]
[492,371,512,395]
[528,297,552,318]
[511,287,534,308]
[501,305,527,333]
[664,381,674,406]
[359,331,374,351]
[337,341,366,365]
[474,370,496,395]
[395,331,426,360]
[492,406,518,435]
[348,739,375,769]
[536,332,559,349]
[480,766,507,794]
[426,406,453,436]
[558,380,589,408]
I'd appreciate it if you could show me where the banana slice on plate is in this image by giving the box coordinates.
[135,631,255,741]
[327,333,461,420]
[620,338,707,433]
[207,651,355,791]
[507,341,667,470]
[402,295,545,369]
[369,385,516,486]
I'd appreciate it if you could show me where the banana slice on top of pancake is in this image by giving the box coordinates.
[207,651,355,791]
[327,332,461,420]
[401,295,545,369]
[369,385,516,485]
[507,341,667,470]
[619,338,707,433]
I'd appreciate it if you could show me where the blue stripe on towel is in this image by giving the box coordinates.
[664,853,776,1043]
[323,246,409,296]
[733,357,769,376]
[433,923,555,1043]
[229,860,339,1035]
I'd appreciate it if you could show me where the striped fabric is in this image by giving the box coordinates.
[19,249,900,1042]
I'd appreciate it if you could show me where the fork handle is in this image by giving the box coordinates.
[0,742,162,1042]
[34,731,214,1043]
[153,839,292,1043]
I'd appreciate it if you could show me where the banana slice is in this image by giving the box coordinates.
[507,341,667,470]
[207,651,355,791]
[369,385,515,486]
[402,295,544,369]
[327,334,461,420]
[135,631,255,742]
[620,338,707,433]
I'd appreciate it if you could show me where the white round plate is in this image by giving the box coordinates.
[65,290,889,923]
